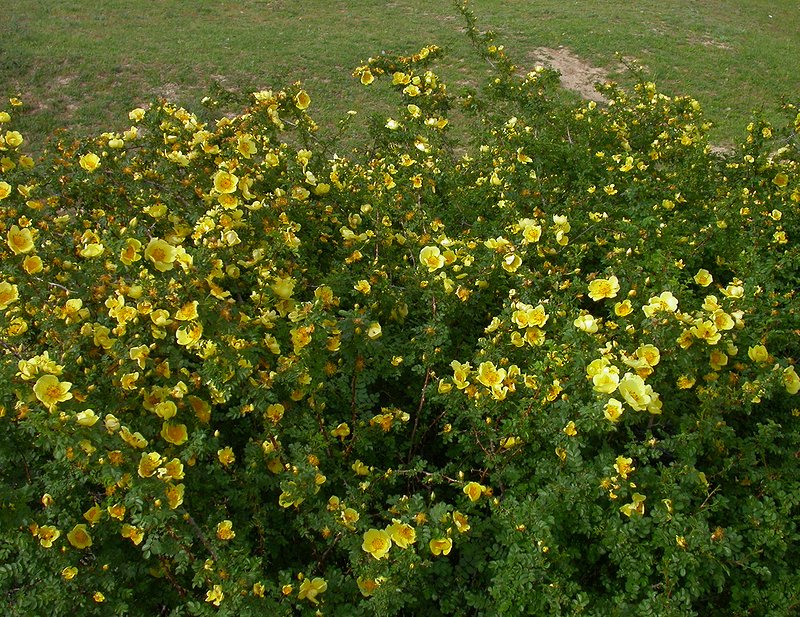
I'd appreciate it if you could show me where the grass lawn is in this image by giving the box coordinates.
[1,0,798,146]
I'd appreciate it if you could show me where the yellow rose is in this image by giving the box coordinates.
[294,90,311,110]
[0,281,19,310]
[617,373,651,411]
[297,577,327,604]
[588,275,620,301]
[144,238,177,272]
[66,524,93,549]
[386,520,416,549]
[213,170,238,194]
[362,528,392,559]
[7,225,34,254]
[419,245,445,272]
[429,537,453,556]
[160,422,188,445]
[33,374,73,410]
[79,153,101,172]
[463,481,485,502]
[4,130,23,148]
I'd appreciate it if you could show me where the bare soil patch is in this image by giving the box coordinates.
[526,46,610,103]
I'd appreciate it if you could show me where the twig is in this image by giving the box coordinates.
[406,366,432,464]
[183,511,219,561]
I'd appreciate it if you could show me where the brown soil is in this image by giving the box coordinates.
[526,46,610,103]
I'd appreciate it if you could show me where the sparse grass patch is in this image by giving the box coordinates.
[2,0,798,145]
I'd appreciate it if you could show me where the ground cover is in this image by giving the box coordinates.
[1,0,798,145]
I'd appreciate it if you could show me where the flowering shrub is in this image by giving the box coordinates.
[1,4,799,615]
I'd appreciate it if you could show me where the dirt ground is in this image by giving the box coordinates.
[527,46,610,103]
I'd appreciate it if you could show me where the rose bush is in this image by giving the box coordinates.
[1,3,799,615]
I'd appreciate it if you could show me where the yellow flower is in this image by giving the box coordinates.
[694,269,713,286]
[0,181,11,200]
[216,520,235,540]
[476,361,506,390]
[79,242,104,258]
[206,584,224,606]
[83,504,103,525]
[174,301,199,321]
[213,170,238,194]
[781,366,800,394]
[79,153,101,172]
[331,422,350,438]
[7,225,34,254]
[66,524,92,549]
[614,455,635,479]
[118,239,142,266]
[144,238,177,272]
[690,319,721,345]
[61,566,78,580]
[138,452,163,477]
[121,524,144,545]
[0,281,19,310]
[588,275,620,301]
[120,427,148,449]
[297,577,327,604]
[620,493,646,518]
[367,322,382,340]
[592,366,620,394]
[176,322,203,347]
[419,245,445,272]
[165,483,185,509]
[38,525,61,548]
[617,373,651,411]
[429,537,453,556]
[463,481,485,502]
[93,592,105,603]
[450,360,471,389]
[747,344,769,364]
[75,409,99,427]
[153,400,177,420]
[518,218,542,243]
[709,350,728,371]
[294,90,311,110]
[362,528,392,559]
[614,299,633,317]
[573,313,599,333]
[386,520,416,548]
[22,255,43,274]
[354,279,371,294]
[773,172,789,188]
[33,374,73,410]
[357,577,382,597]
[603,398,624,423]
[642,291,679,317]
[4,130,23,147]
[360,69,375,85]
[160,422,188,445]
[453,511,470,533]
[635,344,661,367]
[676,375,696,389]
[218,446,235,466]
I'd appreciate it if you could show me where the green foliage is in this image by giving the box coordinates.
[1,3,799,615]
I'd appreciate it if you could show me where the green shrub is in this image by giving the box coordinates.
[1,4,799,615]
